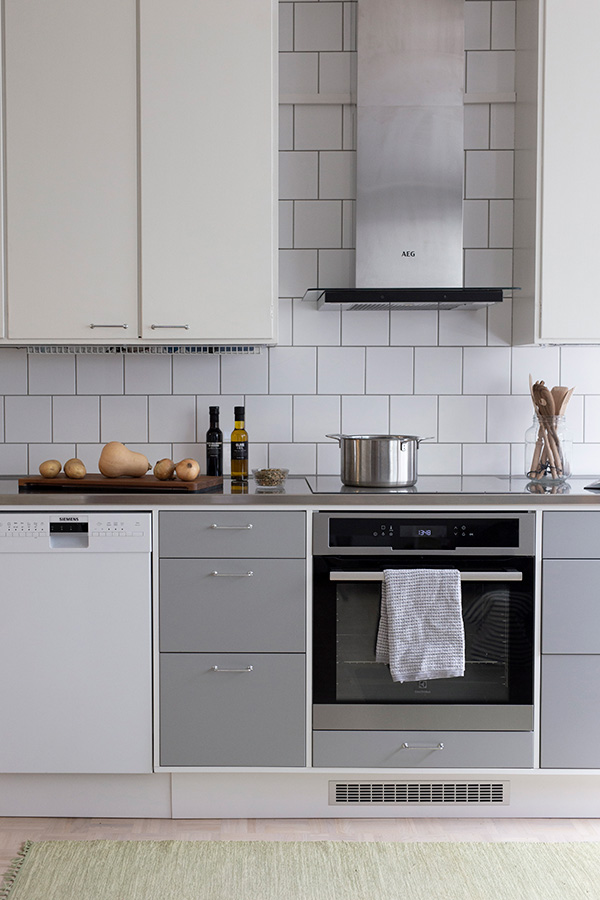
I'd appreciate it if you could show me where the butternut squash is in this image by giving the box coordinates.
[175,458,200,481]
[98,442,151,478]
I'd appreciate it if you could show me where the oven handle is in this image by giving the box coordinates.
[328,571,523,582]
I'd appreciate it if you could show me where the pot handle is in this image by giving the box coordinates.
[416,436,434,446]
[325,433,343,444]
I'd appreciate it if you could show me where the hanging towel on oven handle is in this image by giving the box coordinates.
[375,568,465,683]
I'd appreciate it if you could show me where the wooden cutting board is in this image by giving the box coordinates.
[19,473,223,493]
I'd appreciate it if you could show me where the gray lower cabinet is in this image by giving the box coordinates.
[313,731,533,768]
[160,653,306,767]
[541,512,600,768]
[158,510,307,768]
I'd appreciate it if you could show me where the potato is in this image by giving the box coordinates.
[39,459,62,478]
[64,458,87,479]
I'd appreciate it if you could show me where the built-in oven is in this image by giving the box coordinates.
[312,513,536,767]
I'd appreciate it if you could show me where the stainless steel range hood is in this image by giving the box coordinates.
[304,0,505,311]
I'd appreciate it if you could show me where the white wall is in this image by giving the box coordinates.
[0,1,598,479]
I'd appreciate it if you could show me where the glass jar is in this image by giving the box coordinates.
[525,415,571,483]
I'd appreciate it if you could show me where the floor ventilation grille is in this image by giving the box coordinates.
[23,344,262,355]
[330,781,509,805]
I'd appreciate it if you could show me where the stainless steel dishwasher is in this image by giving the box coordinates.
[0,511,152,774]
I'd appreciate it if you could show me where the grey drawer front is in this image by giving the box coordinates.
[541,655,600,768]
[313,730,534,768]
[160,653,306,767]
[160,511,306,558]
[543,512,600,558]
[160,558,306,652]
[542,560,600,653]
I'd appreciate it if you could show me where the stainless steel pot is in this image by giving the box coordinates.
[326,433,431,487]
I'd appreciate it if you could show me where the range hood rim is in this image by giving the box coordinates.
[302,287,509,311]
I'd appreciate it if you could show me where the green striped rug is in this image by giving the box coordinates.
[3,839,600,900]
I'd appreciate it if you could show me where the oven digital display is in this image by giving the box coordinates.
[328,517,520,550]
[399,525,447,539]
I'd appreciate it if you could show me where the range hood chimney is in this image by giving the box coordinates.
[304,0,504,311]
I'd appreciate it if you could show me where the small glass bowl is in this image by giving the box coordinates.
[252,468,289,489]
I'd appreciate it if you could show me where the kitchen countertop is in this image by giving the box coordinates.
[1,475,600,507]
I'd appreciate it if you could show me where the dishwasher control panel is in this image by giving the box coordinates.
[0,513,151,552]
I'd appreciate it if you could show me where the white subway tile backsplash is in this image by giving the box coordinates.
[463,200,489,248]
[390,395,438,439]
[463,347,510,394]
[245,395,293,442]
[317,439,342,475]
[439,395,487,443]
[100,395,148,443]
[319,51,354,94]
[52,396,99,443]
[319,151,355,199]
[279,52,318,94]
[294,200,342,248]
[464,248,513,288]
[269,346,317,394]
[511,346,560,394]
[439,308,487,346]
[294,105,343,150]
[465,150,514,199]
[366,347,413,394]
[343,309,389,346]
[172,354,220,395]
[585,397,600,443]
[277,297,294,346]
[489,199,514,247]
[293,297,340,345]
[125,354,171,395]
[279,104,294,150]
[491,1,516,50]
[28,354,75,395]
[561,347,600,394]
[269,441,316,474]
[279,249,318,297]
[293,394,340,442]
[221,352,269,395]
[487,394,532,442]
[466,51,515,94]
[318,248,354,288]
[464,105,490,151]
[0,444,27,476]
[294,2,343,52]
[279,151,319,199]
[0,349,28,394]
[418,443,462,476]
[148,395,195,443]
[465,2,491,50]
[4,396,52,442]
[414,348,462,395]
[342,200,354,248]
[76,354,123,395]
[463,442,510,476]
[341,394,389,434]
[487,294,512,347]
[390,310,438,346]
[279,1,293,51]
[572,443,600,479]
[318,346,365,394]
[490,104,515,150]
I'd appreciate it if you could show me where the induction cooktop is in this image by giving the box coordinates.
[304,475,585,495]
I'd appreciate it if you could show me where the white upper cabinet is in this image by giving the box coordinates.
[514,0,600,344]
[1,0,277,346]
[3,0,138,342]
[139,0,278,344]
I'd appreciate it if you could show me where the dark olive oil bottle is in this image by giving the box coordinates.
[205,406,223,476]
[230,406,248,481]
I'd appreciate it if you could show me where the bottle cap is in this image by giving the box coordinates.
[209,406,219,415]
[234,406,245,419]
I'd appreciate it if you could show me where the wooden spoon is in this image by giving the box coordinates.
[558,386,574,415]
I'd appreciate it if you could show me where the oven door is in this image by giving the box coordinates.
[313,556,534,732]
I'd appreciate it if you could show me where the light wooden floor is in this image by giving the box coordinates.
[3,816,600,871]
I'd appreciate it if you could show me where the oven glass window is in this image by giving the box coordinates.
[332,577,532,704]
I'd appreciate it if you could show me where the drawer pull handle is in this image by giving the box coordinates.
[211,665,254,673]
[210,570,254,577]
[209,523,253,530]
[400,742,444,751]
[90,323,128,329]
[150,323,190,330]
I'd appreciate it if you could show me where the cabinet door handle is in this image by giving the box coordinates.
[210,570,254,577]
[211,665,253,673]
[90,323,129,329]
[400,742,444,751]
[210,523,253,530]
[150,323,190,330]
